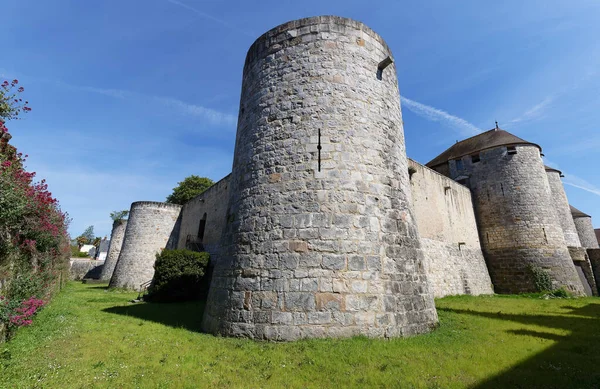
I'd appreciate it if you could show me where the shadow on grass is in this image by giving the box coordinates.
[438,302,600,389]
[103,300,206,333]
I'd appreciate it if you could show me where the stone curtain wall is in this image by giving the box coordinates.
[568,247,597,296]
[69,259,104,280]
[546,170,582,247]
[203,16,438,340]
[408,159,492,297]
[109,202,182,290]
[588,249,600,295]
[452,145,584,295]
[99,220,127,281]
[176,174,231,262]
[596,229,600,245]
[574,216,600,249]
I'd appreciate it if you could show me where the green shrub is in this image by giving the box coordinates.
[529,265,553,292]
[75,252,88,258]
[548,287,571,298]
[146,249,210,302]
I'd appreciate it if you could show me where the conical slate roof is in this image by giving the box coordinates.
[544,165,563,175]
[570,205,591,218]
[426,128,541,168]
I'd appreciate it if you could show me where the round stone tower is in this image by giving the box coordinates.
[437,134,583,294]
[545,167,582,247]
[99,219,128,281]
[202,16,438,340]
[571,206,600,249]
[109,202,182,290]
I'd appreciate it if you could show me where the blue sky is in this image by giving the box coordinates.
[1,0,599,237]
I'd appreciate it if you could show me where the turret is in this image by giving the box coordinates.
[202,16,438,340]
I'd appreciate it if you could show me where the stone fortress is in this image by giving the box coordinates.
[102,16,600,340]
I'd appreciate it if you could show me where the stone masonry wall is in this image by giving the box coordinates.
[203,16,438,340]
[99,220,127,281]
[408,159,492,297]
[568,247,597,296]
[587,249,600,295]
[596,229,600,245]
[449,145,584,295]
[177,174,231,263]
[109,202,182,290]
[574,216,600,249]
[70,259,104,281]
[546,170,581,247]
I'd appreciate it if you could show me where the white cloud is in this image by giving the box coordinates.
[400,95,482,136]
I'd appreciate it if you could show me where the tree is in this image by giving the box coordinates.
[166,175,214,205]
[76,236,88,250]
[110,210,129,221]
[81,225,95,242]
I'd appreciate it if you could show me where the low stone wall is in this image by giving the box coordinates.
[588,249,600,295]
[69,259,105,280]
[420,239,493,297]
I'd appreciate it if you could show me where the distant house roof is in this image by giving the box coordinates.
[426,128,541,168]
[570,205,591,218]
[544,166,563,175]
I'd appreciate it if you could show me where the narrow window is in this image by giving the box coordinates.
[500,183,504,196]
[471,154,480,163]
[317,129,322,172]
[455,159,464,171]
[507,146,517,155]
[197,213,207,243]
[542,227,548,243]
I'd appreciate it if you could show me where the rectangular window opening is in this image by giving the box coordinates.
[507,146,517,155]
[455,159,464,171]
[471,154,480,163]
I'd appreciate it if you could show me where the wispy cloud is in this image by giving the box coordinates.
[165,0,254,37]
[543,157,600,198]
[507,69,600,128]
[400,96,482,136]
[60,82,237,127]
[508,96,555,125]
[563,175,600,197]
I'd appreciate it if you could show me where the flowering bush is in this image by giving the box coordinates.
[0,80,69,340]
[0,79,31,120]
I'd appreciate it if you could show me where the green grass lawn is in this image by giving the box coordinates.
[1,282,600,389]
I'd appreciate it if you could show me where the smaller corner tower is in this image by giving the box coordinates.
[109,201,182,290]
[426,127,584,295]
[571,206,600,249]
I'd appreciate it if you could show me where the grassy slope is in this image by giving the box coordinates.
[1,282,600,389]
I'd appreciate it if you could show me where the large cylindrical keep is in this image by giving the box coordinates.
[99,219,128,281]
[109,202,181,290]
[467,145,583,294]
[573,214,600,249]
[545,168,581,247]
[202,16,438,340]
